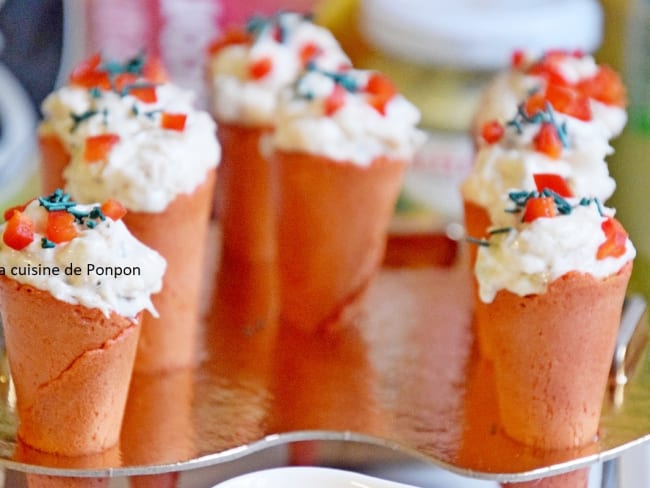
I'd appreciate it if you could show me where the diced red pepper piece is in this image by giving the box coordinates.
[511,49,526,69]
[101,199,127,221]
[366,72,396,115]
[597,216,628,259]
[84,134,121,163]
[69,54,111,90]
[534,123,563,159]
[324,83,346,116]
[522,196,557,223]
[127,85,158,103]
[533,173,574,197]
[545,84,592,121]
[481,120,505,144]
[3,201,29,222]
[299,42,322,66]
[249,56,273,80]
[576,65,627,107]
[143,55,168,83]
[3,211,34,250]
[113,73,138,92]
[207,28,251,55]
[46,210,78,244]
[161,112,187,131]
[523,91,546,117]
[527,51,572,87]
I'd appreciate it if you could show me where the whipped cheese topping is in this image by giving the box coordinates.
[475,199,635,303]
[0,196,166,319]
[207,11,351,126]
[462,107,616,219]
[269,67,424,165]
[472,52,627,141]
[41,83,220,213]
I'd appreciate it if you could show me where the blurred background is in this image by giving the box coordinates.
[0,1,647,487]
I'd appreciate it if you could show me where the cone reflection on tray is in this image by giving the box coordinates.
[195,252,278,452]
[120,367,196,488]
[14,441,119,488]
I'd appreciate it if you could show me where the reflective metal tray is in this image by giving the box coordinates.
[0,231,647,484]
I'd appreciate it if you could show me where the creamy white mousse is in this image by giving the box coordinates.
[473,52,627,142]
[0,197,166,319]
[475,199,635,303]
[40,83,220,213]
[462,110,616,223]
[207,11,350,126]
[268,67,424,166]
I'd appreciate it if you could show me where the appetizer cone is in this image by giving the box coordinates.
[125,169,216,373]
[216,123,275,263]
[38,133,70,195]
[271,151,405,331]
[486,263,632,450]
[0,277,140,455]
[0,192,165,457]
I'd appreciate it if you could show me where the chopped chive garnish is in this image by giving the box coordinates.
[40,237,56,249]
[489,227,513,235]
[466,236,490,247]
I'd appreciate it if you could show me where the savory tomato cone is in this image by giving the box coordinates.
[486,263,632,450]
[216,123,275,263]
[125,169,216,373]
[0,277,141,455]
[271,151,405,331]
[0,194,165,457]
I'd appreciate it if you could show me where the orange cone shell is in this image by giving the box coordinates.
[463,199,491,269]
[463,199,493,359]
[270,150,405,332]
[216,123,276,263]
[484,262,632,450]
[124,169,216,373]
[39,133,70,194]
[0,276,141,456]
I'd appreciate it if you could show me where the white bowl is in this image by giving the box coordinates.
[212,467,419,488]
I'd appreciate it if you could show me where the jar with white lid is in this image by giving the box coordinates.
[320,0,604,237]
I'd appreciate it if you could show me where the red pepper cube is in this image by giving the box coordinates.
[143,55,168,83]
[299,42,322,66]
[128,85,158,103]
[324,83,346,116]
[46,210,78,244]
[365,73,397,115]
[481,120,505,144]
[249,57,273,80]
[84,134,121,163]
[597,217,628,260]
[511,49,526,68]
[577,65,627,107]
[101,199,128,221]
[113,73,139,93]
[533,173,573,197]
[69,53,111,90]
[161,112,187,132]
[533,123,563,159]
[522,196,557,223]
[545,84,592,121]
[3,211,34,250]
